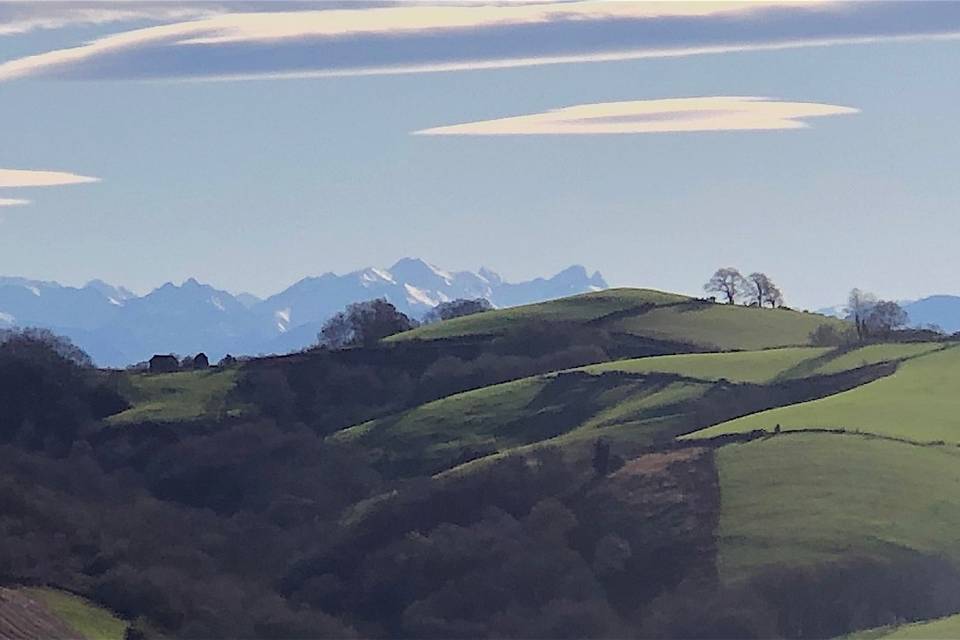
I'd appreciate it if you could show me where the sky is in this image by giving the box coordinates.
[1,1,960,309]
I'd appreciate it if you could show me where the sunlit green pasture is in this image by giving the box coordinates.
[716,434,960,581]
[108,368,243,424]
[688,346,960,444]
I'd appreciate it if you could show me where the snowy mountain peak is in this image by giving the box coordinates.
[0,260,607,366]
[478,267,503,286]
[85,279,136,304]
[359,267,396,286]
[389,257,453,286]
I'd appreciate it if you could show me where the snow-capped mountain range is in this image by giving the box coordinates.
[0,259,607,366]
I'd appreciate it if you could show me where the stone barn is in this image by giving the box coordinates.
[149,354,180,373]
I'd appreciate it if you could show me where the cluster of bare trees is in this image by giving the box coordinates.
[846,288,908,341]
[704,268,784,307]
[811,289,911,346]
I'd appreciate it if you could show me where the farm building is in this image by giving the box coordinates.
[149,354,180,373]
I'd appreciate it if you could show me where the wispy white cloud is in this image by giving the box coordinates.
[0,3,223,37]
[0,168,100,188]
[0,198,30,207]
[1,1,959,83]
[414,97,859,135]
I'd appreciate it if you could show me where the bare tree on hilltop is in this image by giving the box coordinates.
[748,272,784,308]
[846,288,877,342]
[704,268,749,304]
[845,289,908,341]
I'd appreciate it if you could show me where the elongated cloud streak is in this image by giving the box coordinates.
[0,3,223,36]
[0,169,100,208]
[0,169,100,188]
[414,97,859,135]
[2,1,960,82]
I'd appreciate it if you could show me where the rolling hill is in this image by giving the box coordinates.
[391,288,845,351]
[18,284,960,638]
[333,372,716,476]
[332,343,891,478]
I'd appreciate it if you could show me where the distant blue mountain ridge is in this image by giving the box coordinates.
[0,259,607,367]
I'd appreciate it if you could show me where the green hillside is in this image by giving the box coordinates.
[797,342,944,378]
[581,346,830,383]
[108,368,244,425]
[333,344,890,477]
[607,302,841,351]
[334,372,712,476]
[850,613,960,639]
[390,287,844,351]
[20,588,127,640]
[715,434,960,581]
[688,344,960,443]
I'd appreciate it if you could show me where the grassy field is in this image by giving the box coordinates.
[715,434,960,581]
[800,342,945,378]
[334,341,924,477]
[108,368,243,424]
[850,613,960,639]
[22,588,127,640]
[388,288,689,341]
[688,345,960,443]
[334,372,711,475]
[335,375,547,447]
[432,381,713,478]
[581,347,830,383]
[608,303,844,351]
[568,380,709,435]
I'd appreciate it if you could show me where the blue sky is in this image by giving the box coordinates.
[2,1,960,309]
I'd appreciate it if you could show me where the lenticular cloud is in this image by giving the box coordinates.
[413,97,860,136]
[0,169,99,208]
[0,169,99,188]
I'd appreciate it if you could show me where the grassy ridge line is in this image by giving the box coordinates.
[715,433,960,581]
[22,588,127,640]
[388,288,689,342]
[580,347,829,384]
[788,342,946,379]
[390,287,846,353]
[687,343,960,444]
